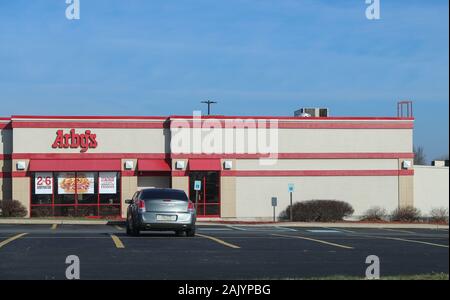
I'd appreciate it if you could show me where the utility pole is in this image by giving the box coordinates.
[201,100,217,115]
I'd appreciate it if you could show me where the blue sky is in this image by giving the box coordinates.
[0,0,448,161]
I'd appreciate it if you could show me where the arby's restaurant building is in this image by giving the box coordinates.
[0,113,415,220]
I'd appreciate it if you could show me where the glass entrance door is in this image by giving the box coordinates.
[189,171,220,217]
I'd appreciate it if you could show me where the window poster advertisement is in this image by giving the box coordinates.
[76,172,95,194]
[58,172,76,194]
[35,172,53,194]
[57,172,95,194]
[99,172,117,194]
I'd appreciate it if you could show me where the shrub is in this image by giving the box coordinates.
[391,206,421,222]
[281,200,354,222]
[30,206,53,218]
[429,207,449,224]
[0,199,28,217]
[361,206,388,222]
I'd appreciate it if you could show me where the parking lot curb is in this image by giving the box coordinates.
[0,219,448,229]
[196,221,449,230]
[0,218,120,225]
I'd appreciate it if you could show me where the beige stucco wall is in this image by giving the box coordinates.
[170,127,413,154]
[235,159,398,170]
[397,158,414,208]
[235,176,399,220]
[12,177,30,217]
[398,176,414,208]
[13,128,169,154]
[137,176,171,189]
[220,176,236,218]
[121,176,137,218]
[277,129,412,153]
[172,176,189,195]
[414,166,449,216]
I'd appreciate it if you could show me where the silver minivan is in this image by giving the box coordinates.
[125,188,196,236]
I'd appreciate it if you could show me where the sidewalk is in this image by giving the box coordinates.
[0,218,448,229]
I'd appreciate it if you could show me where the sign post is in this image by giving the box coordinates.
[288,184,295,222]
[194,180,202,211]
[271,197,277,222]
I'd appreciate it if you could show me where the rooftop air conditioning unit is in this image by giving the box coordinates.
[294,108,329,117]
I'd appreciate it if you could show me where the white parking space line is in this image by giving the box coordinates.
[115,225,124,231]
[322,227,356,234]
[226,226,296,232]
[226,225,247,231]
[307,230,342,233]
[380,228,416,234]
[272,233,354,250]
[199,227,233,231]
[379,236,449,248]
[275,226,297,232]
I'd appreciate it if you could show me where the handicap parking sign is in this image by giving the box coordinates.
[288,183,295,193]
[194,180,202,191]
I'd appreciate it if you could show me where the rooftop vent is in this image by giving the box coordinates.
[294,108,329,117]
[431,160,449,167]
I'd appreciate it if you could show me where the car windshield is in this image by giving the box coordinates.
[140,189,188,201]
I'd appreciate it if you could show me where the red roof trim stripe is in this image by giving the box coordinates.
[172,153,415,159]
[170,121,413,129]
[11,120,413,129]
[12,121,167,129]
[12,153,169,159]
[169,115,415,121]
[11,152,415,160]
[8,115,415,121]
[29,159,121,171]
[11,115,168,120]
[169,169,415,177]
[0,123,12,130]
[220,170,414,177]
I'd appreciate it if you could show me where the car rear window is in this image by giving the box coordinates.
[140,189,188,201]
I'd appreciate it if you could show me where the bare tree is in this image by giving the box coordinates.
[413,146,427,165]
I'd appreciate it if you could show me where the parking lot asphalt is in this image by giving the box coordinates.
[0,224,448,280]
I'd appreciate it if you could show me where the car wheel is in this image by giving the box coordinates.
[131,225,140,236]
[186,228,196,237]
[128,217,140,236]
[126,221,132,236]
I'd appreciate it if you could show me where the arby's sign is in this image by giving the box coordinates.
[51,129,98,153]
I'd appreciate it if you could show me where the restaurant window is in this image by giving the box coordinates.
[31,171,121,218]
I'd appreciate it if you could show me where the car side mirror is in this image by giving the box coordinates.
[125,199,133,204]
